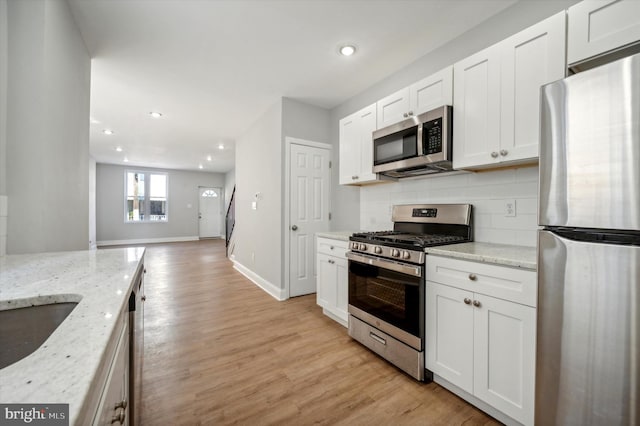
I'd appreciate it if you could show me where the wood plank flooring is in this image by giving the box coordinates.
[137,239,500,425]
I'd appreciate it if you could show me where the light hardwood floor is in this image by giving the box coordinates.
[138,239,500,425]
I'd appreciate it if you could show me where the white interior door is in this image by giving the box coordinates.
[290,143,330,297]
[199,187,221,238]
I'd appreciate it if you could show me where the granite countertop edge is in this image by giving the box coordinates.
[425,242,537,270]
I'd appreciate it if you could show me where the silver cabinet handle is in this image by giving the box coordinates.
[403,112,408,118]
[329,246,334,250]
[464,298,472,305]
[468,273,477,281]
[491,151,499,158]
[114,400,127,410]
[141,295,146,302]
[500,149,508,156]
[352,175,359,180]
[408,111,414,116]
[473,300,481,308]
[328,259,335,264]
[291,225,298,231]
[369,332,387,346]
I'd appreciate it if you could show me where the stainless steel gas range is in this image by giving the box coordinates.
[346,204,472,381]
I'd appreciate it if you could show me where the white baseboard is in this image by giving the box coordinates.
[97,236,199,247]
[232,260,286,301]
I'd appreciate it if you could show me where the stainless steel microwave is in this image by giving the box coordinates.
[372,105,452,178]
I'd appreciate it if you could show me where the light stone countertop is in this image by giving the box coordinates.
[0,247,145,425]
[425,242,537,270]
[316,231,355,242]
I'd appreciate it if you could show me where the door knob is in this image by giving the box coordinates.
[291,225,298,231]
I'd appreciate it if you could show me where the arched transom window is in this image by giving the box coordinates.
[202,189,218,197]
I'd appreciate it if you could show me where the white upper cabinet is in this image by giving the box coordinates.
[453,11,566,170]
[568,0,640,67]
[376,66,453,129]
[339,103,380,185]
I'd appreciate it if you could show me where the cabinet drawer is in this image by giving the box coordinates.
[426,255,537,307]
[317,237,348,258]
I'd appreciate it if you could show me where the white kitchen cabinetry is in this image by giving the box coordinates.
[376,66,453,129]
[568,0,640,67]
[93,314,129,426]
[339,103,380,185]
[316,237,349,327]
[453,12,565,170]
[425,255,536,426]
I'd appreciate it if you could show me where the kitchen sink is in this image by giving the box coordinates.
[0,302,78,369]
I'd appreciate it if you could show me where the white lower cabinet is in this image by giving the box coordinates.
[316,237,348,327]
[93,316,129,425]
[426,256,536,426]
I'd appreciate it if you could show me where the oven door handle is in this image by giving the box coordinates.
[346,252,422,278]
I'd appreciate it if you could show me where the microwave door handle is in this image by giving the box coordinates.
[416,123,424,156]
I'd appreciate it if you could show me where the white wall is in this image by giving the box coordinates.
[0,0,7,197]
[5,0,91,254]
[361,167,539,247]
[328,0,580,234]
[96,163,225,244]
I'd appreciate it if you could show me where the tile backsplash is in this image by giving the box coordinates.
[360,166,539,247]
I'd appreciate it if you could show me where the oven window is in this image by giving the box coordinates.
[373,127,418,165]
[348,261,421,337]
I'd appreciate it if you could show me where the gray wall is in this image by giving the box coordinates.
[235,100,283,286]
[96,164,225,243]
[5,0,91,254]
[328,0,580,232]
[0,0,7,197]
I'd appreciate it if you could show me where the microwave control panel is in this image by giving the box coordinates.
[423,118,442,155]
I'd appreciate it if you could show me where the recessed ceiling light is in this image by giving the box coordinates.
[207,155,212,161]
[339,45,356,56]
[116,146,123,152]
[123,157,129,163]
[149,111,162,118]
[198,164,203,169]
[103,129,114,135]
[218,144,224,150]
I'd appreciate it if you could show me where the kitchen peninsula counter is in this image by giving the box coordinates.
[0,247,145,424]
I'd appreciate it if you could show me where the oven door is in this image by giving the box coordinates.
[346,251,424,350]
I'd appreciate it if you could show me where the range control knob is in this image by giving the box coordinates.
[351,242,359,250]
[402,251,411,260]
[359,244,367,251]
[374,246,382,254]
[391,249,400,258]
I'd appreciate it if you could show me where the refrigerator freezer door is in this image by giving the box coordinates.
[539,52,640,231]
[536,230,640,425]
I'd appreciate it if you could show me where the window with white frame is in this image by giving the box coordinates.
[125,171,168,222]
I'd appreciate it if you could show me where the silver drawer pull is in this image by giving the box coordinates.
[464,298,472,305]
[330,246,334,250]
[111,411,125,424]
[473,300,481,308]
[369,332,387,346]
[114,400,127,410]
[468,273,477,281]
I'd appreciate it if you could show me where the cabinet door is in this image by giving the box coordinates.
[357,104,377,183]
[316,253,336,309]
[473,294,536,426]
[339,112,360,184]
[500,11,566,164]
[376,87,410,129]
[568,0,640,66]
[425,282,474,393]
[409,66,453,115]
[93,323,129,426]
[334,257,349,321]
[453,45,501,169]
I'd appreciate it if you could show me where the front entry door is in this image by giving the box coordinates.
[289,143,330,297]
[199,187,221,238]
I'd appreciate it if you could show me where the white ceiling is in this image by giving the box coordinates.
[69,0,518,173]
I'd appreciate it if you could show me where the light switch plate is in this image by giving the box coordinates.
[504,199,516,217]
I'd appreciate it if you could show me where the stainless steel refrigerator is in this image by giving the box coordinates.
[537,53,640,425]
